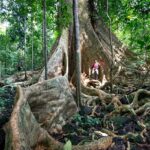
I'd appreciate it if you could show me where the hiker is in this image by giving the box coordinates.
[91,60,100,80]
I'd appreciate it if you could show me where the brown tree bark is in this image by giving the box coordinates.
[39,0,132,83]
[73,0,82,108]
[42,0,48,80]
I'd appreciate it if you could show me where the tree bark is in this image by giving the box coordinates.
[40,0,130,82]
[31,15,34,72]
[73,0,81,108]
[24,17,27,80]
[43,0,48,80]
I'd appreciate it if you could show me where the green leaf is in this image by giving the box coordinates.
[63,140,72,150]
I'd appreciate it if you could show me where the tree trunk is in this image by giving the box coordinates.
[24,17,27,80]
[73,0,81,108]
[40,0,130,82]
[43,0,48,80]
[31,16,34,72]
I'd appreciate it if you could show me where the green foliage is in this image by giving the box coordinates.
[0,0,72,76]
[127,134,143,143]
[98,0,150,59]
[73,113,101,128]
[56,0,72,32]
[63,140,72,150]
[105,103,114,112]
[0,88,5,109]
[110,115,129,130]
[0,34,18,76]
[126,94,134,103]
[0,88,5,95]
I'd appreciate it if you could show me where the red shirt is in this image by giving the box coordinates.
[92,62,99,69]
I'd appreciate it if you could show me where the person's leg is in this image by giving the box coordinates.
[91,69,94,79]
[95,69,99,80]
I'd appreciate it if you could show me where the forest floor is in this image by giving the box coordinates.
[0,69,150,150]
[51,80,150,150]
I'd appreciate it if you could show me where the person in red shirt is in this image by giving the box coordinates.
[91,60,100,80]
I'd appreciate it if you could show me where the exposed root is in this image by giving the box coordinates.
[135,102,150,114]
[73,136,113,150]
[131,89,150,108]
[81,84,113,105]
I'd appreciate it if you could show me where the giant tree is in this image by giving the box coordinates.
[4,0,149,150]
